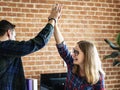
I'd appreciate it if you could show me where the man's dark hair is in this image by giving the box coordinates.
[0,20,15,36]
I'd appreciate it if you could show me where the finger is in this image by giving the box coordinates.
[61,4,64,9]
[59,4,63,12]
[59,4,62,13]
[58,14,62,19]
[55,4,59,11]
[52,4,56,10]
[58,5,62,19]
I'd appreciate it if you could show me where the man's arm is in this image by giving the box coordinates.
[0,4,62,57]
[0,23,53,57]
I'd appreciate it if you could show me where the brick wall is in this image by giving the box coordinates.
[0,0,120,90]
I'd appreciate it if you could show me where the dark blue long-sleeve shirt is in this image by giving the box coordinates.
[0,23,54,90]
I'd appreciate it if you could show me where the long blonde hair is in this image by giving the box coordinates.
[72,41,105,85]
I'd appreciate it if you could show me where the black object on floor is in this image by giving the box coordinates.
[40,73,67,90]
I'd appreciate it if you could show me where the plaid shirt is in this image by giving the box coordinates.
[56,42,105,90]
[0,23,54,90]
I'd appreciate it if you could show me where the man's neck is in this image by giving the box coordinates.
[0,36,8,41]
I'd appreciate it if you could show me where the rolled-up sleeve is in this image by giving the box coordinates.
[56,42,73,66]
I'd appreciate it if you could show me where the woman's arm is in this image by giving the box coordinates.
[54,23,73,66]
[54,24,64,44]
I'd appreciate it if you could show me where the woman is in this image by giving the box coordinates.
[54,22,105,90]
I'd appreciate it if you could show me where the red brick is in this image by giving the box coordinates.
[2,7,11,11]
[13,0,20,2]
[113,0,120,3]
[21,0,30,3]
[99,8,106,11]
[7,13,16,17]
[107,85,114,88]
[17,3,25,7]
[0,13,7,16]
[22,9,30,13]
[95,3,101,7]
[26,4,34,8]
[12,8,21,12]
[31,0,47,3]
[0,1,7,6]
[109,4,115,8]
[87,3,94,6]
[106,0,113,3]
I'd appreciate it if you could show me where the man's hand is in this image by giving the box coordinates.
[48,4,62,23]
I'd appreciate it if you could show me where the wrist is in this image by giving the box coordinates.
[48,18,57,24]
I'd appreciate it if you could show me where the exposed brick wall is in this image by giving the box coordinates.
[0,0,120,90]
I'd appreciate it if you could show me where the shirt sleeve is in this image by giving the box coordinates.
[56,41,73,66]
[0,23,54,57]
[93,75,105,90]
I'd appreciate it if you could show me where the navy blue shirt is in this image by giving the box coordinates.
[0,23,54,90]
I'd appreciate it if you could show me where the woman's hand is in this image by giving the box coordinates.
[48,4,62,24]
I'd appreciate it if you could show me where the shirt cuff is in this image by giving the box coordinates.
[56,41,65,48]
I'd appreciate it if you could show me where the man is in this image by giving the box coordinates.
[0,4,62,90]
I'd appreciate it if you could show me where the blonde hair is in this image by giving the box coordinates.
[72,41,105,85]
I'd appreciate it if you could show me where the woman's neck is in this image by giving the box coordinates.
[79,64,85,77]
